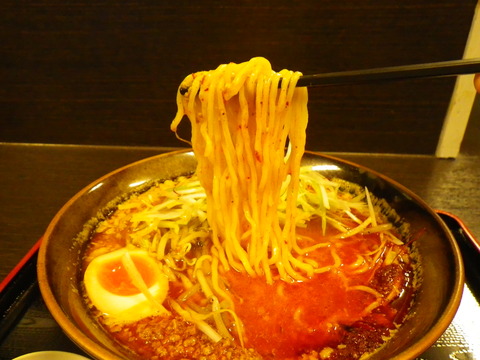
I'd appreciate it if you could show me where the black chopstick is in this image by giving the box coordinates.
[178,58,480,95]
[0,239,41,343]
[296,58,480,88]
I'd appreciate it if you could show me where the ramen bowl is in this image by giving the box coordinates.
[37,149,464,360]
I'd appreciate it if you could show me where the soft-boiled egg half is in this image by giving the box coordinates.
[83,247,169,324]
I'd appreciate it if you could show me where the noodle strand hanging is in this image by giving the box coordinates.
[172,57,309,282]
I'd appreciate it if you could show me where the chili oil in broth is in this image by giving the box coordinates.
[79,172,419,360]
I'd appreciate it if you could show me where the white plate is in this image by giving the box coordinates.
[13,351,91,360]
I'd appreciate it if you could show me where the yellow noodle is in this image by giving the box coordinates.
[172,57,308,283]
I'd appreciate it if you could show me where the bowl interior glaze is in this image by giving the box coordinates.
[37,150,464,360]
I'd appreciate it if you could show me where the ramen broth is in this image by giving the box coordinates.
[80,171,418,360]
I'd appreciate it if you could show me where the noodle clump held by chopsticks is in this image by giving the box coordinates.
[171,57,309,283]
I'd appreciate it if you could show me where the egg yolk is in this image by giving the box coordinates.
[98,255,156,296]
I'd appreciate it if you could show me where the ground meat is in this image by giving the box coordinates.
[104,314,262,360]
[107,311,391,360]
[330,325,390,359]
[370,264,403,296]
[300,325,391,360]
[101,311,393,360]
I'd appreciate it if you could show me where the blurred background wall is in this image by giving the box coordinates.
[1,0,477,154]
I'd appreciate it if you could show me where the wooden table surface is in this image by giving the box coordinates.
[1,142,479,358]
